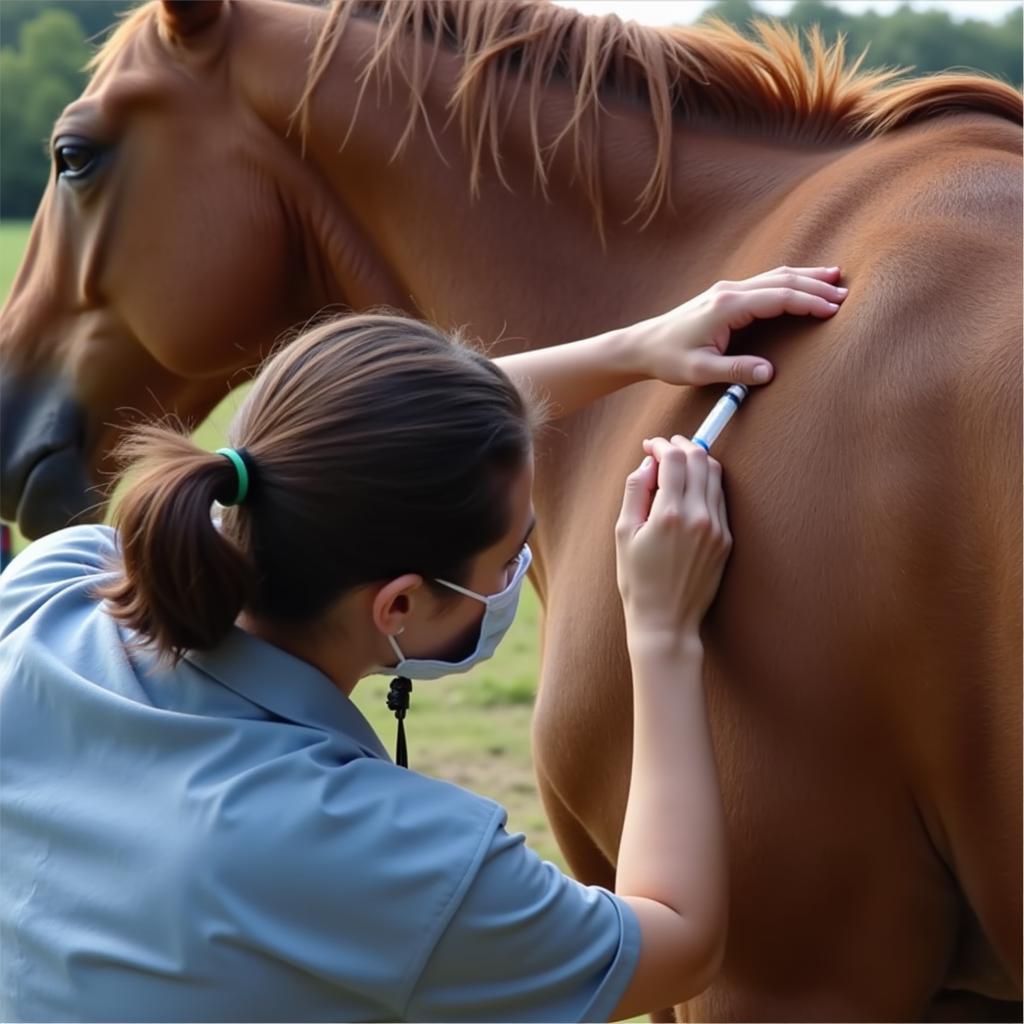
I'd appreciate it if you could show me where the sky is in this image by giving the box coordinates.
[552,1,1021,24]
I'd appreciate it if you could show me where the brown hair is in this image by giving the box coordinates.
[93,311,549,666]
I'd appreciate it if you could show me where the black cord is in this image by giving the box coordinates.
[386,676,413,769]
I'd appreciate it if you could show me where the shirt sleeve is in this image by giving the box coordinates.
[0,524,115,640]
[404,822,641,1023]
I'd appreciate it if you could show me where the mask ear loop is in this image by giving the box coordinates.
[385,627,412,768]
[431,577,488,602]
[436,543,532,601]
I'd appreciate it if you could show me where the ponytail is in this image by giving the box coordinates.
[93,423,258,667]
[93,310,549,667]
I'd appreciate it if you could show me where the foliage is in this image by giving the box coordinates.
[0,1,130,45]
[701,0,1023,88]
[1,9,91,217]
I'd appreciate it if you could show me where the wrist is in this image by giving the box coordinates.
[601,325,651,387]
[626,625,704,663]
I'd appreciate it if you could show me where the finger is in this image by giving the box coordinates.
[668,434,711,524]
[759,265,841,281]
[733,287,842,322]
[717,481,732,549]
[664,436,728,540]
[617,453,658,534]
[705,456,725,535]
[730,272,847,304]
[685,350,774,387]
[643,436,689,514]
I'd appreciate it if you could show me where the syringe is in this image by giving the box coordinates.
[691,384,749,451]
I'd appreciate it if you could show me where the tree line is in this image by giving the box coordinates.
[1,0,1021,219]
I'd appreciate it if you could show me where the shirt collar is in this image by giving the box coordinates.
[184,626,390,761]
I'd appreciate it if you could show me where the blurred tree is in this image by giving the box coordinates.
[783,0,848,38]
[0,1,127,47]
[702,0,762,32]
[1,10,90,218]
[700,0,1023,88]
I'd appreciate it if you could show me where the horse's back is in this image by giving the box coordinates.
[533,111,1022,1020]
[704,114,1021,1014]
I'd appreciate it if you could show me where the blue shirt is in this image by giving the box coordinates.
[0,524,639,1023]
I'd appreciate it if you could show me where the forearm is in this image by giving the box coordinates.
[493,327,647,420]
[616,635,729,959]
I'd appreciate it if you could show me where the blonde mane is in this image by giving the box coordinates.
[88,0,1023,236]
[84,3,154,77]
[296,0,1021,234]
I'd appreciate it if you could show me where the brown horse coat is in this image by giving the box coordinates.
[0,1,1020,1018]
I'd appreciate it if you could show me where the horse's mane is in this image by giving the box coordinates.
[84,4,153,76]
[297,0,1021,233]
[89,0,1023,236]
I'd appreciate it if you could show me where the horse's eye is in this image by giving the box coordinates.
[55,142,96,178]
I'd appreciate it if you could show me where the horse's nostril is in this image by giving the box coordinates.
[0,373,93,537]
[17,446,99,540]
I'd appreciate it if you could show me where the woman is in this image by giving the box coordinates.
[0,268,846,1022]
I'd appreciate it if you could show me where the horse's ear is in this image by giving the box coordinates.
[159,0,223,40]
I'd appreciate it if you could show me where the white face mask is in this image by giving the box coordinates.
[383,542,533,681]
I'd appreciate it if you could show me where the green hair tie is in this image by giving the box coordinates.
[216,447,250,506]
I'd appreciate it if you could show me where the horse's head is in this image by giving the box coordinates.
[1,0,326,539]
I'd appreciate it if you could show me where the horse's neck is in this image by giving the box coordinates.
[238,1,840,350]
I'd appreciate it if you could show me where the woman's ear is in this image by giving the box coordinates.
[371,575,423,635]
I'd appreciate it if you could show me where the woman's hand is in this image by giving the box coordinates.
[616,435,732,645]
[633,265,847,388]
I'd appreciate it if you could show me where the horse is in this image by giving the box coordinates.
[1,1,1020,1018]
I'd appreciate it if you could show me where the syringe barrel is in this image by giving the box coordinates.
[691,384,749,451]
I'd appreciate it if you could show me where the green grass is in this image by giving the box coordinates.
[0,222,29,295]
[0,218,566,868]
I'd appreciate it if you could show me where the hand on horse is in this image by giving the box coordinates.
[616,435,731,645]
[638,265,847,388]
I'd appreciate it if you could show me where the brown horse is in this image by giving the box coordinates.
[1,1,1020,1018]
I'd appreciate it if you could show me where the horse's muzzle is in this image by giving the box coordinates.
[0,373,98,540]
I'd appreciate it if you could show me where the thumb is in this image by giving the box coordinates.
[617,456,657,535]
[687,351,774,387]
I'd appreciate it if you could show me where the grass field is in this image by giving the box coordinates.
[0,220,566,868]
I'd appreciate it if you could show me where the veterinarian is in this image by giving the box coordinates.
[0,268,846,1022]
